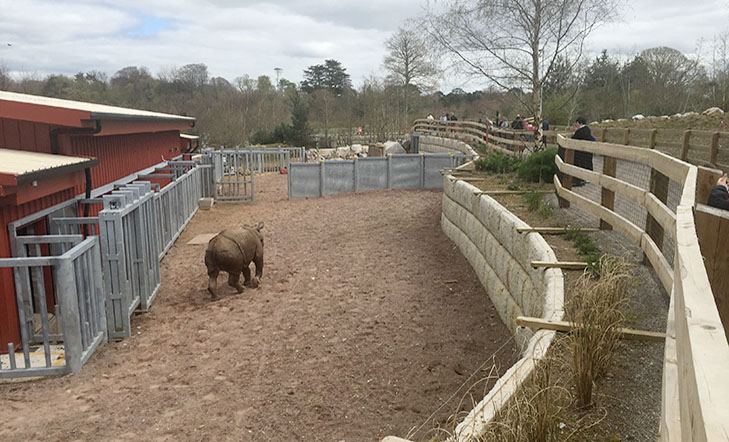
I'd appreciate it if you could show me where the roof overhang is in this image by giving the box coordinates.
[0,91,195,134]
[0,148,98,187]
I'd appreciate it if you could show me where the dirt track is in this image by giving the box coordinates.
[0,174,517,442]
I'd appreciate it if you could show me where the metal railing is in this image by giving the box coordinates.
[0,236,106,378]
[288,153,470,198]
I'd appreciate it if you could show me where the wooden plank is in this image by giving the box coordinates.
[673,205,729,442]
[681,130,691,161]
[477,190,553,195]
[516,316,666,342]
[531,261,589,269]
[710,132,720,166]
[694,204,729,338]
[641,233,674,294]
[558,135,690,185]
[516,227,600,234]
[696,166,722,207]
[554,174,644,245]
[557,148,575,208]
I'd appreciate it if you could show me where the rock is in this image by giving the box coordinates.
[198,198,214,210]
[683,111,699,117]
[383,141,405,155]
[601,119,613,123]
[703,107,724,115]
[632,114,645,120]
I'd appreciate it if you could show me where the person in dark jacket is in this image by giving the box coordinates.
[571,117,593,186]
[557,117,593,186]
[708,173,729,210]
[511,115,524,130]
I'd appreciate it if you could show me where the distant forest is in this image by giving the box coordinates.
[2,44,729,147]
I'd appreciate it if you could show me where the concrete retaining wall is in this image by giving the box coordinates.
[440,175,564,440]
[419,135,479,158]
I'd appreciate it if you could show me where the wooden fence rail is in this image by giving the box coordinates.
[554,134,729,441]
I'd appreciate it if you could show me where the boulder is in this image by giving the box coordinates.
[632,114,645,120]
[703,107,725,115]
[383,141,406,155]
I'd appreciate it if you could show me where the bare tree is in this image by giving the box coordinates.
[384,27,440,129]
[426,0,619,129]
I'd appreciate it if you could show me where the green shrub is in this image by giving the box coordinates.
[475,152,521,173]
[517,148,559,183]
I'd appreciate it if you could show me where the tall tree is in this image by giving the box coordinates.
[383,27,440,129]
[301,59,352,95]
[427,0,619,130]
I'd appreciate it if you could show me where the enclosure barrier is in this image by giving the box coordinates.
[439,173,564,440]
[287,153,469,198]
[552,134,729,441]
[591,127,729,170]
[0,237,105,378]
[2,157,213,377]
[416,134,480,158]
[413,119,570,156]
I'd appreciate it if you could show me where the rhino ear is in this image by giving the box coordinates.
[256,222,264,232]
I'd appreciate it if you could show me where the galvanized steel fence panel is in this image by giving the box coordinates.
[212,148,255,201]
[0,237,106,378]
[288,153,468,198]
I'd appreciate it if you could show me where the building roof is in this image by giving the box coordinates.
[0,91,195,123]
[180,133,200,140]
[0,148,98,186]
[0,91,195,135]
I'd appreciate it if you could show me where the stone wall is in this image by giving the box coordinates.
[440,175,565,439]
[419,135,479,159]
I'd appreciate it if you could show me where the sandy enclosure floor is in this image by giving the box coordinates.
[0,174,518,442]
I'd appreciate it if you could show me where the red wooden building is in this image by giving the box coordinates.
[0,91,195,352]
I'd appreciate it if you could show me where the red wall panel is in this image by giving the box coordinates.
[0,189,75,353]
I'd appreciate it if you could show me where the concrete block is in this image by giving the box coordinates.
[198,197,214,210]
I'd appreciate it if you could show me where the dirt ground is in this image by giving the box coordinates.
[0,174,519,442]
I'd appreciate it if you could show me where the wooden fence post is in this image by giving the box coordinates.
[599,132,622,230]
[681,130,692,161]
[710,132,720,166]
[645,133,669,262]
[557,148,575,209]
[649,129,658,149]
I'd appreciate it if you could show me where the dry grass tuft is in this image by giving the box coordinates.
[566,255,632,409]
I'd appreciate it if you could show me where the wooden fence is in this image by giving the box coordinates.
[554,134,729,441]
[412,119,572,156]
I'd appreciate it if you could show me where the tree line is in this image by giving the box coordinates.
[2,0,729,146]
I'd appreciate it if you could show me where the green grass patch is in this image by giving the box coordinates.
[524,191,554,218]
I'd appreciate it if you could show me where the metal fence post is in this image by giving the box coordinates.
[353,158,359,192]
[319,160,325,197]
[387,154,392,189]
[57,258,83,373]
[419,153,425,188]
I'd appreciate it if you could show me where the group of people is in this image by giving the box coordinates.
[426,113,458,122]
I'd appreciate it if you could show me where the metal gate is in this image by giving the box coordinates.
[211,148,255,201]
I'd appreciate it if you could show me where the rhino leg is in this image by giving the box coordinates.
[242,266,253,287]
[207,268,219,300]
[228,272,245,294]
[254,255,263,279]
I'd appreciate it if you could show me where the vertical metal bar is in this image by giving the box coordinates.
[8,343,16,369]
[353,157,358,193]
[31,246,52,367]
[57,258,82,373]
[319,161,325,197]
[73,256,89,349]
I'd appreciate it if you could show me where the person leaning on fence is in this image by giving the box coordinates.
[708,173,729,210]
[558,116,594,187]
[511,114,524,130]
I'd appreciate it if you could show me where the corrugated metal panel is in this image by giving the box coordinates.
[0,188,75,353]
[69,131,181,194]
[0,118,53,153]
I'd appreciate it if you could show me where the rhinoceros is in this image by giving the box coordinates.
[204,222,264,300]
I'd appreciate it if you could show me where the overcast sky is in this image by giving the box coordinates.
[1,0,728,93]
